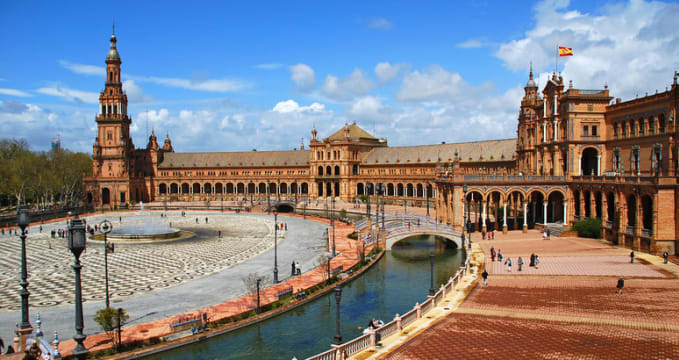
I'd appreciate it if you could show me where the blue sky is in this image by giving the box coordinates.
[1,0,678,153]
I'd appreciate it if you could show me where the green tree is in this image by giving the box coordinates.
[94,307,130,347]
[572,218,602,238]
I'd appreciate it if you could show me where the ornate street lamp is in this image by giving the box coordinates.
[99,220,113,308]
[429,252,435,296]
[333,285,342,345]
[273,209,279,283]
[331,198,336,257]
[68,214,88,360]
[17,204,32,335]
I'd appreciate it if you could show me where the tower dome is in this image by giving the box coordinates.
[526,64,537,88]
[106,32,121,62]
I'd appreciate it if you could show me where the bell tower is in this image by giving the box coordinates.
[91,28,134,207]
[516,64,542,175]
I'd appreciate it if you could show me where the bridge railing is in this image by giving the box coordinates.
[304,251,472,360]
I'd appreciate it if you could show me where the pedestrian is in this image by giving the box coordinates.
[663,251,669,264]
[196,217,199,224]
[505,257,512,272]
[530,253,535,267]
[616,276,625,294]
[285,223,288,231]
[630,251,635,264]
[542,231,547,240]
[518,256,524,271]
[218,230,221,238]
[292,261,296,276]
[498,249,503,262]
[205,217,208,224]
[534,254,540,268]
[39,225,42,233]
[482,269,488,286]
[492,231,495,240]
[490,246,496,262]
[546,228,550,240]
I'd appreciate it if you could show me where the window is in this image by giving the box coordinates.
[639,119,644,135]
[659,114,666,133]
[649,116,655,134]
[587,104,594,111]
[583,126,589,137]
[622,123,627,137]
[630,121,635,136]
[614,124,619,138]
[592,126,597,136]
[107,131,112,140]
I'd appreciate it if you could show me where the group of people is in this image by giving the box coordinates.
[291,261,301,276]
[542,229,551,240]
[488,246,541,274]
[276,223,287,230]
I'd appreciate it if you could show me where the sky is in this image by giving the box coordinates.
[1,0,678,154]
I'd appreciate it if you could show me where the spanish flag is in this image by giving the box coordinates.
[559,46,573,57]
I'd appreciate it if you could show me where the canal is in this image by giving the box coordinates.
[147,234,463,360]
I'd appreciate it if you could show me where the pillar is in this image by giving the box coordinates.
[597,155,601,176]
[543,201,548,226]
[543,122,547,143]
[563,201,568,226]
[502,203,508,234]
[553,120,558,141]
[482,200,487,239]
[523,202,528,233]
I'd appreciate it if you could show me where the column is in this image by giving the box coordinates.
[563,201,568,226]
[543,201,548,226]
[482,200,487,238]
[502,203,508,234]
[577,154,582,176]
[543,122,547,143]
[597,155,601,176]
[523,202,528,232]
[553,121,558,141]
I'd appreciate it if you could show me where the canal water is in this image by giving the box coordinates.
[147,235,463,360]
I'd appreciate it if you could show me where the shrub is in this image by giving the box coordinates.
[572,218,602,238]
[94,307,130,347]
[347,231,358,240]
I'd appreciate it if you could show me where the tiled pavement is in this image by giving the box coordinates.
[381,230,679,360]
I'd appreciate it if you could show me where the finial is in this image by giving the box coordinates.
[529,61,533,80]
[113,21,115,35]
[53,331,62,358]
[569,80,573,89]
[604,82,608,89]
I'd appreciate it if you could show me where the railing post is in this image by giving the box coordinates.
[429,295,436,307]
[440,284,446,297]
[395,313,402,332]
[415,302,422,318]
[369,327,376,347]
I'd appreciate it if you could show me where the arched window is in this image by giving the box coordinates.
[334,165,340,175]
[318,166,323,176]
[326,166,331,176]
[352,164,358,175]
[639,118,645,135]
[648,116,655,134]
[659,114,666,133]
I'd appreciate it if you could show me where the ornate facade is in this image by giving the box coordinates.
[83,34,679,255]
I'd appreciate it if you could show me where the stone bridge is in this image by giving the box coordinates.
[384,224,463,250]
[265,199,297,212]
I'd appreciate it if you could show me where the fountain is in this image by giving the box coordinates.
[106,201,183,241]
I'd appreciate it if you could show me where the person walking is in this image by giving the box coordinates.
[482,269,488,286]
[518,256,524,271]
[490,246,496,262]
[546,228,550,240]
[630,251,635,264]
[534,254,540,268]
[664,251,669,264]
[498,249,503,262]
[530,253,535,267]
[505,257,512,272]
[616,276,625,294]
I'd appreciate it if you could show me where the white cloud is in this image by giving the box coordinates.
[397,65,466,101]
[141,76,249,92]
[254,63,284,70]
[122,79,153,103]
[59,60,105,76]
[0,88,33,97]
[368,17,393,30]
[349,96,383,118]
[36,86,99,104]
[374,62,407,84]
[322,69,374,101]
[288,64,316,92]
[456,39,484,48]
[272,100,326,114]
[495,0,679,100]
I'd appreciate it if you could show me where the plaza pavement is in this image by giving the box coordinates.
[0,210,331,352]
[373,229,679,360]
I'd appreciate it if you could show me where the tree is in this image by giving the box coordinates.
[94,307,130,347]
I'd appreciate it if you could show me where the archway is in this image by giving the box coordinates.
[626,194,637,228]
[584,191,591,218]
[159,184,167,194]
[357,183,364,195]
[388,183,394,196]
[215,183,223,194]
[87,192,93,204]
[181,183,190,194]
[606,192,615,223]
[318,166,323,176]
[248,183,256,194]
[280,183,288,194]
[170,183,179,194]
[406,184,413,197]
[237,183,245,194]
[397,184,404,197]
[192,183,201,194]
[334,182,340,197]
[102,188,110,205]
[417,184,423,197]
[204,183,212,194]
[641,195,653,233]
[226,183,234,194]
[581,148,598,176]
[301,183,308,194]
[547,191,565,223]
[258,183,266,195]
[275,203,295,213]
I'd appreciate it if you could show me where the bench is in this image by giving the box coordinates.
[275,286,293,299]
[330,265,343,275]
[295,291,307,300]
[169,317,202,332]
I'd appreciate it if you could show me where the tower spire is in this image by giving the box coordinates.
[529,61,533,80]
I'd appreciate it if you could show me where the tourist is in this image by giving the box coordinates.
[119,216,122,223]
[546,228,550,240]
[285,223,288,231]
[505,257,512,272]
[291,261,296,276]
[542,231,547,240]
[481,269,488,286]
[296,261,301,275]
[196,217,199,224]
[497,249,503,262]
[616,276,625,294]
[534,254,540,268]
[205,217,208,224]
[664,251,669,264]
[490,246,496,261]
[630,251,635,263]
[529,253,535,267]
[518,256,524,271]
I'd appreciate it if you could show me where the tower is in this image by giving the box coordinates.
[91,29,134,206]
[516,65,541,174]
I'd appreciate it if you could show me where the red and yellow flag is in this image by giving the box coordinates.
[558,46,573,57]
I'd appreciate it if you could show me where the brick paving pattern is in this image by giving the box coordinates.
[383,229,679,360]
[0,212,279,311]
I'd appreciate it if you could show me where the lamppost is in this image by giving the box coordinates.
[462,184,467,248]
[327,256,332,285]
[426,183,430,218]
[429,252,435,296]
[267,181,271,214]
[331,198,336,257]
[17,204,32,339]
[99,220,113,308]
[333,285,342,345]
[68,214,88,360]
[256,278,261,314]
[273,209,279,283]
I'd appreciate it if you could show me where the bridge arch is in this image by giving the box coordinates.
[386,231,462,250]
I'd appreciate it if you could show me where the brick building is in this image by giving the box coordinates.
[83,34,679,255]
